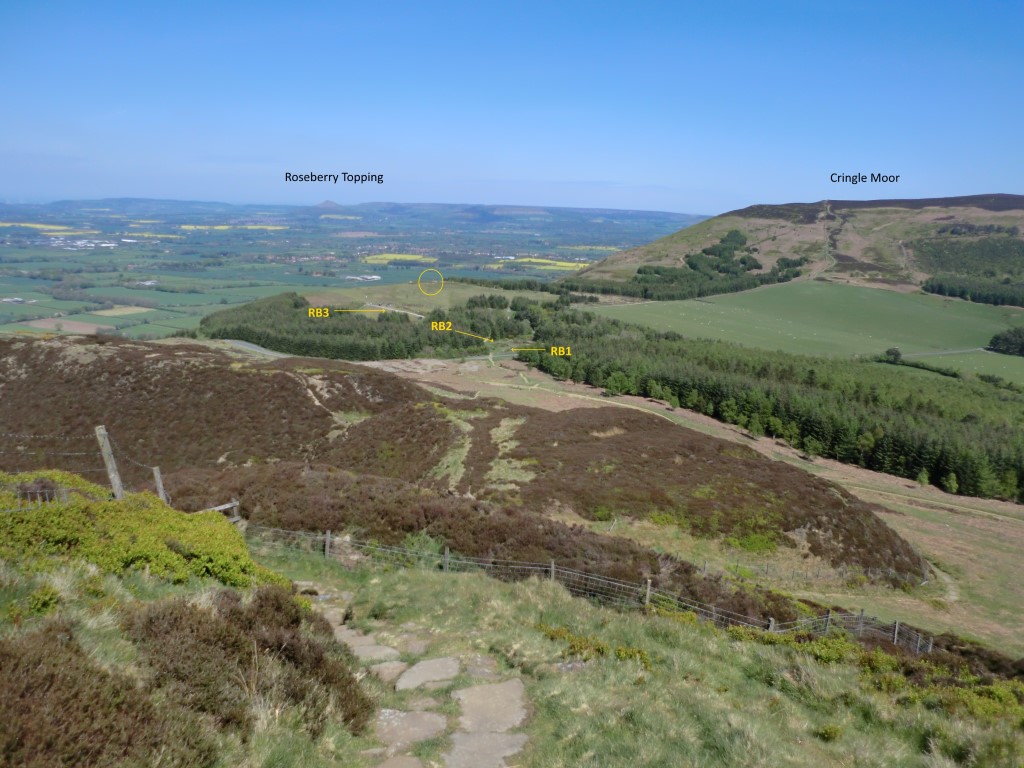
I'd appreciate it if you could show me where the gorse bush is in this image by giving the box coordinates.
[0,471,286,588]
[538,622,652,671]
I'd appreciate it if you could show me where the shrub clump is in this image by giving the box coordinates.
[125,585,372,739]
[727,625,862,665]
[813,723,843,742]
[538,622,609,660]
[0,472,286,588]
[538,622,652,671]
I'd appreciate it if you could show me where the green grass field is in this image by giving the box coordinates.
[907,350,1024,381]
[590,281,1024,376]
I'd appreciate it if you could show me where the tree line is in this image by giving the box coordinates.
[989,327,1024,357]
[922,275,1024,308]
[198,292,530,360]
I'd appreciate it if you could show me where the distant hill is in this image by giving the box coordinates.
[574,194,1024,294]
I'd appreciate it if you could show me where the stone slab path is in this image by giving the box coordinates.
[445,679,528,768]
[309,581,530,767]
[396,657,460,691]
[453,679,526,733]
[374,709,447,753]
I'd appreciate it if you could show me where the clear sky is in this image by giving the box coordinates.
[1,1,1021,214]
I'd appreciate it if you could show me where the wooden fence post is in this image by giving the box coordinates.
[94,425,124,500]
[152,466,168,503]
[824,609,832,634]
[857,609,865,636]
[324,530,331,559]
[644,579,652,607]
[443,547,450,573]
[892,620,900,645]
[927,636,934,653]
[549,560,555,581]
[768,617,776,633]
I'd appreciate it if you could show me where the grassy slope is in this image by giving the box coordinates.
[258,546,1024,768]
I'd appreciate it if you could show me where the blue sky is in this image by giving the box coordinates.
[1,1,1021,214]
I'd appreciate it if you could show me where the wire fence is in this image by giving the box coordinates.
[0,431,109,478]
[244,522,936,655]
[0,483,73,513]
[0,430,936,655]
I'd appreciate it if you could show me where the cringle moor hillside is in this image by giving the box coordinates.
[574,193,1024,291]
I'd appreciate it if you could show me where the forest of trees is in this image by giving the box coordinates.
[922,275,1024,307]
[915,233,1024,307]
[512,303,1024,503]
[912,236,1024,279]
[199,292,530,359]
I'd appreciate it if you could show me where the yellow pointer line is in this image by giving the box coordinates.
[453,329,493,343]
[333,309,386,313]
[511,347,546,351]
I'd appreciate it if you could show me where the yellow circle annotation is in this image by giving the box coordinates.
[417,268,444,296]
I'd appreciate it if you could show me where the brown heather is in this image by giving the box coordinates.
[0,621,218,768]
[0,336,920,582]
[125,585,372,739]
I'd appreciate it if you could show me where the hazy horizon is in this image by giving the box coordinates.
[2,1,1021,212]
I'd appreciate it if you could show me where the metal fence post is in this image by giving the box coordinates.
[443,547,450,573]
[324,530,331,559]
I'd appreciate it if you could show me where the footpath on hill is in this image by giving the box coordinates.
[302,580,530,768]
